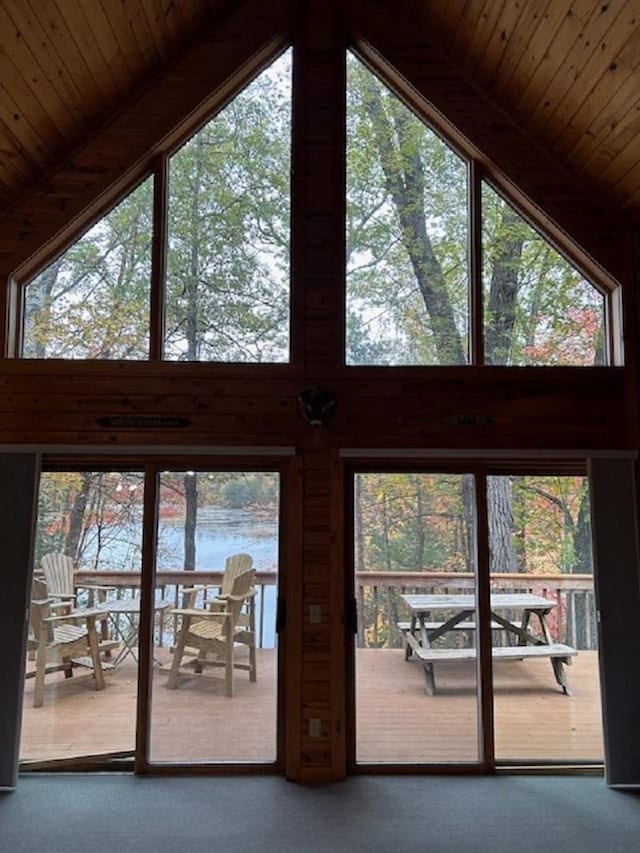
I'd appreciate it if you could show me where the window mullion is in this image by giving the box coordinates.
[149,155,168,361]
[469,160,483,365]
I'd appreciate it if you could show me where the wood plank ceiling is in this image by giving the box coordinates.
[1,0,640,226]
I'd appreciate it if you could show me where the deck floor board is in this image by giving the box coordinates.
[20,648,603,765]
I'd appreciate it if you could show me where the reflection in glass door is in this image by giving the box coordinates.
[149,470,280,763]
[487,474,603,763]
[354,472,480,764]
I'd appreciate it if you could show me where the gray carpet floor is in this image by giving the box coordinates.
[1,773,639,853]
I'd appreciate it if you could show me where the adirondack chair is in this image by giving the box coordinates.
[41,552,116,607]
[198,553,257,682]
[40,552,116,642]
[25,588,105,707]
[166,568,256,696]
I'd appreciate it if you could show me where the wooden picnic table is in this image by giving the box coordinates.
[400,593,577,696]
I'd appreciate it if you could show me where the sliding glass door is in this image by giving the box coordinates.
[20,460,284,771]
[488,473,603,764]
[351,464,604,769]
[20,468,143,765]
[353,471,480,764]
[149,469,281,764]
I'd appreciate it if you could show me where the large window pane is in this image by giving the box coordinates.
[149,471,279,764]
[164,52,291,362]
[21,471,143,764]
[346,54,469,366]
[487,474,603,762]
[22,180,152,359]
[482,184,607,365]
[355,473,479,764]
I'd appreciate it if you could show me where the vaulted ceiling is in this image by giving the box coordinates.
[1,0,639,230]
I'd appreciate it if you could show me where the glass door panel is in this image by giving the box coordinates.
[354,472,480,764]
[20,470,143,764]
[149,470,279,763]
[487,474,603,762]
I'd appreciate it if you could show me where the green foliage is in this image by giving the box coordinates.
[23,179,153,358]
[355,473,471,572]
[346,53,606,367]
[35,472,144,570]
[346,54,469,365]
[220,473,279,509]
[164,52,291,361]
[482,186,606,365]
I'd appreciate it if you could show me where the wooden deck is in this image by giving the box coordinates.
[20,648,603,766]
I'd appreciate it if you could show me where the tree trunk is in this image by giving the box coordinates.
[183,473,198,571]
[362,80,466,365]
[462,474,477,575]
[487,477,517,574]
[485,205,525,364]
[23,258,64,357]
[65,472,94,562]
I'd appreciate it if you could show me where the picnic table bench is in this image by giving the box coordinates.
[400,593,577,696]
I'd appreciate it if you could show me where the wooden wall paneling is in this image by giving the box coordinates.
[292,0,346,781]
[553,24,640,168]
[3,0,94,124]
[0,365,632,450]
[0,273,8,359]
[579,67,640,193]
[0,0,295,282]
[138,0,175,61]
[537,1,637,143]
[461,0,526,85]
[450,0,487,49]
[463,0,511,79]
[117,0,163,68]
[284,453,304,779]
[292,5,346,374]
[28,0,109,112]
[491,0,566,103]
[512,0,605,123]
[168,0,211,46]
[93,0,144,81]
[51,0,123,105]
[345,0,631,288]
[0,54,59,173]
[0,2,84,144]
[480,0,535,91]
[80,0,139,94]
[299,447,335,776]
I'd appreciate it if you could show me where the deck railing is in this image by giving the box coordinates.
[75,569,278,649]
[74,568,597,652]
[354,571,597,650]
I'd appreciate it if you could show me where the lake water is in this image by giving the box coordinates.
[88,505,280,647]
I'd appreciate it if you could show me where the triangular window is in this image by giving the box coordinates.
[21,51,292,364]
[346,54,469,366]
[482,183,607,365]
[346,53,609,367]
[22,178,153,359]
[164,50,291,362]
